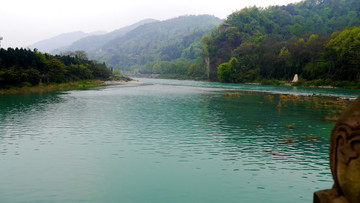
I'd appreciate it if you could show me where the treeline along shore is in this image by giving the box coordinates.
[0,48,127,94]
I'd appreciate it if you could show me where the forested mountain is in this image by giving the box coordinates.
[202,0,360,87]
[94,15,222,79]
[55,19,157,56]
[29,31,106,54]
[27,0,360,86]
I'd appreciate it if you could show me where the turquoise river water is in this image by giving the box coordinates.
[0,78,359,202]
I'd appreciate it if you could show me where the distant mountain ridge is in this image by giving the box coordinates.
[29,15,223,80]
[55,18,157,55]
[93,15,222,69]
[29,31,106,53]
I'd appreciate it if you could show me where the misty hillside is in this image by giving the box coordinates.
[29,31,106,53]
[94,15,222,71]
[56,19,157,55]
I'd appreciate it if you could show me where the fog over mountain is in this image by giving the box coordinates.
[29,31,107,53]
[52,19,157,54]
[0,0,302,49]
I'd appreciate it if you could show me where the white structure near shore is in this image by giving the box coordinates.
[292,74,299,83]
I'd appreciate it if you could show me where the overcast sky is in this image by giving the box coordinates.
[1,0,302,49]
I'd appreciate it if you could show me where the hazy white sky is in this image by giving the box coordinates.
[0,0,302,48]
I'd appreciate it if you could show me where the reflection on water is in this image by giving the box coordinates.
[0,79,348,202]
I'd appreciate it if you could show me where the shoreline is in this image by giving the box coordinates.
[1,78,358,101]
[133,75,356,89]
[0,79,135,95]
[103,80,144,85]
[134,77,359,100]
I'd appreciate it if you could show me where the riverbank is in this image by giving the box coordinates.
[0,79,134,95]
[130,74,360,89]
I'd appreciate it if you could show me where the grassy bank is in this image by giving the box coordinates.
[0,80,106,95]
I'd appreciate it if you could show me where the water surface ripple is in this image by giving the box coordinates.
[0,79,355,202]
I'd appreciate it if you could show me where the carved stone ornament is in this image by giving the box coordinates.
[314,97,360,203]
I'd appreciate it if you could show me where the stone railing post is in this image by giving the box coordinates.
[314,97,360,203]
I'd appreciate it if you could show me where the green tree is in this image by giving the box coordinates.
[217,62,233,83]
[325,26,360,80]
[46,57,67,83]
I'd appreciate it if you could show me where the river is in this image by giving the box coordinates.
[0,79,359,202]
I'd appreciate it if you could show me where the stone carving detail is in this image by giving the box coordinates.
[314,97,360,203]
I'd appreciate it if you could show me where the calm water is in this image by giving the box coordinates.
[0,79,359,202]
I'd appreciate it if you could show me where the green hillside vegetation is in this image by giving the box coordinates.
[202,0,360,87]
[94,15,222,79]
[0,48,112,89]
[24,0,360,87]
[54,19,157,56]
